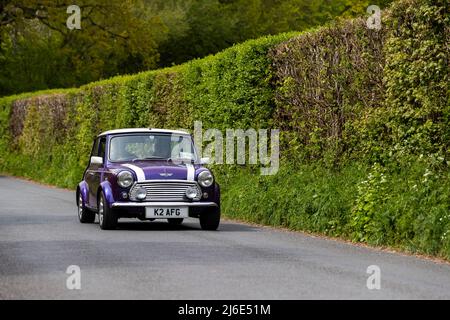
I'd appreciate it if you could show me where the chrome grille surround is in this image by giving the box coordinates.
[129,180,202,202]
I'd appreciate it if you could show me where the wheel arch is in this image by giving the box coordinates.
[98,180,115,208]
[77,181,89,207]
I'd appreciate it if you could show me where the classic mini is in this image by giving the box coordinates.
[77,128,220,230]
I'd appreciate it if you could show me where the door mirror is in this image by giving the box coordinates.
[200,157,210,165]
[90,156,103,165]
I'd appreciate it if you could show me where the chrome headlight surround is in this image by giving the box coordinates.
[117,170,134,188]
[198,170,214,188]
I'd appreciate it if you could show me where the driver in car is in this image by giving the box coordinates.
[110,136,137,161]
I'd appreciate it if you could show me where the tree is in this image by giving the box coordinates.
[0,0,166,95]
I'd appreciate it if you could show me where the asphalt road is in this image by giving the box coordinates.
[1,176,450,299]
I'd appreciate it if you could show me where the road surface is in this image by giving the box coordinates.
[0,176,449,299]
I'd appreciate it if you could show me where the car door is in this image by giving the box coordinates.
[85,138,104,208]
[85,139,98,208]
[88,137,106,208]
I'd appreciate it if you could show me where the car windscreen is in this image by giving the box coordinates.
[109,134,197,162]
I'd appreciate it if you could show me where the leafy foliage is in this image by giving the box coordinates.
[270,18,385,163]
[0,0,394,96]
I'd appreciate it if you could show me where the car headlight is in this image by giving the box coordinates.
[117,170,134,188]
[198,170,214,188]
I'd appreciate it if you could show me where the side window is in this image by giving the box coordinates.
[98,137,106,160]
[91,139,100,157]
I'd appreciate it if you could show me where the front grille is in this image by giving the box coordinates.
[129,180,201,202]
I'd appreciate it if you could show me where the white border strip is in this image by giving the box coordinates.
[186,163,195,181]
[122,164,146,182]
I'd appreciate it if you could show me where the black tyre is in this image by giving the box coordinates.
[77,192,95,223]
[199,207,220,230]
[98,191,118,230]
[167,218,184,226]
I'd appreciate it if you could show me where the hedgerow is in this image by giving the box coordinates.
[0,0,448,258]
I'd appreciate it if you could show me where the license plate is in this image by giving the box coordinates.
[145,207,188,218]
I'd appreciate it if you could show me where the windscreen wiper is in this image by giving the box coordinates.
[132,156,166,162]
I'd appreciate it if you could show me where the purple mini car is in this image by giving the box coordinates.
[76,128,220,230]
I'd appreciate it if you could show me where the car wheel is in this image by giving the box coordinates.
[78,193,95,223]
[167,218,184,226]
[199,207,220,230]
[98,191,118,230]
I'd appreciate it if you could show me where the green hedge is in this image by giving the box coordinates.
[0,32,296,186]
[270,18,385,163]
[1,0,449,258]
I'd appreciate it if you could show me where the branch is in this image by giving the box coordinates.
[85,16,129,40]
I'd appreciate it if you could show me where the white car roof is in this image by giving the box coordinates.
[98,128,190,137]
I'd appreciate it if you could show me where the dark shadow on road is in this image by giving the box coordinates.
[116,221,198,231]
[115,220,260,232]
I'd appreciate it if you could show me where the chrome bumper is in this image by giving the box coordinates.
[111,201,218,208]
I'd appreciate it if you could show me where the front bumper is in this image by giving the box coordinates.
[111,201,218,219]
[111,201,218,208]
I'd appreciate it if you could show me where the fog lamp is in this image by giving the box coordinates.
[185,186,200,200]
[136,187,147,201]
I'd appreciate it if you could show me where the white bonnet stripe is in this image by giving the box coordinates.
[186,163,195,181]
[122,164,146,182]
